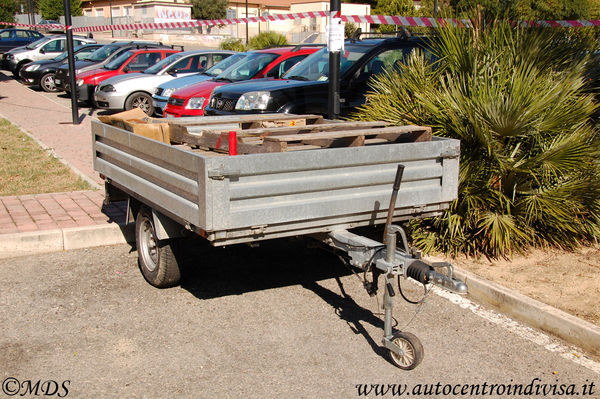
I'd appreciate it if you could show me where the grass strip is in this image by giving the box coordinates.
[0,118,91,196]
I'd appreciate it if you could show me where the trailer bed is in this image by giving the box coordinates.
[92,115,459,246]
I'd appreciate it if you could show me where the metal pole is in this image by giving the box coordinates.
[109,0,114,38]
[327,0,341,120]
[63,0,79,125]
[434,0,438,19]
[245,0,248,44]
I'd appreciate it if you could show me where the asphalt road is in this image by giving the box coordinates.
[1,241,598,398]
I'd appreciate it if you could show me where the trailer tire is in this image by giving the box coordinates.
[135,207,181,288]
[388,331,424,370]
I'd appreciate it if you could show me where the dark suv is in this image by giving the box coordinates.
[54,41,167,92]
[204,35,431,117]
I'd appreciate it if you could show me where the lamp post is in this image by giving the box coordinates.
[109,0,114,37]
[63,0,79,124]
[245,0,248,44]
[327,0,341,120]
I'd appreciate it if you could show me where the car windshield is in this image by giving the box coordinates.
[104,50,134,70]
[144,53,183,74]
[85,45,121,62]
[25,37,49,49]
[215,52,278,82]
[204,53,247,76]
[283,45,373,81]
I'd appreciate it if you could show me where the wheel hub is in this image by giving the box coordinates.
[140,218,158,272]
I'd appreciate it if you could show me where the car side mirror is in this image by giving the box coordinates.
[167,68,178,76]
[123,66,130,72]
[39,48,45,54]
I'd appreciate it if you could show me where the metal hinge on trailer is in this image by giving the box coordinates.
[208,167,240,181]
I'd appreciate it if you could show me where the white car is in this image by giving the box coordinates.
[3,34,96,77]
[94,50,235,115]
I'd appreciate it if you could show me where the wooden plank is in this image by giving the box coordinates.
[188,121,389,138]
[263,126,430,143]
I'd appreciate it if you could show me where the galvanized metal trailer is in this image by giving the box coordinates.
[92,114,467,370]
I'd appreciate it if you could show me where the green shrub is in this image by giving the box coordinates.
[247,31,288,50]
[353,21,600,258]
[219,37,246,52]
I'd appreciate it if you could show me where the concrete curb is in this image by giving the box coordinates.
[453,267,600,357]
[0,223,134,259]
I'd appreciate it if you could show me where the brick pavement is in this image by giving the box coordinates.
[0,71,126,238]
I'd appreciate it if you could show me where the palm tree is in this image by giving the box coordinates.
[354,21,600,258]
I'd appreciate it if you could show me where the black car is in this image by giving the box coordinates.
[0,29,44,53]
[54,41,168,92]
[20,43,103,92]
[204,35,431,117]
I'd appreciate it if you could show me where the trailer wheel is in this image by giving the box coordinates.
[135,207,181,288]
[389,331,424,370]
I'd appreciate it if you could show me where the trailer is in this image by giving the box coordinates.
[92,113,468,370]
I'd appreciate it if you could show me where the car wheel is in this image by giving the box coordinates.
[125,91,154,116]
[40,72,58,92]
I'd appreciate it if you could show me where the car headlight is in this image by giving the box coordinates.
[185,97,206,110]
[163,88,175,98]
[100,84,115,92]
[235,91,271,111]
[77,79,84,86]
[25,64,40,71]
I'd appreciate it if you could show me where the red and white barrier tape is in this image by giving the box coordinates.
[2,13,600,33]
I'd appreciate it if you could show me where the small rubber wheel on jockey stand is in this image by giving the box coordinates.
[389,331,424,370]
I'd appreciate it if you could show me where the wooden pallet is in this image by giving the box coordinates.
[166,114,432,154]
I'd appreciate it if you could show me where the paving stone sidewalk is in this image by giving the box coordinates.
[0,71,125,238]
[0,191,127,235]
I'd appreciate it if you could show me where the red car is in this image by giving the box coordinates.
[75,47,181,103]
[163,46,320,117]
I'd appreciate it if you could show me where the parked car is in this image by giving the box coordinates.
[2,34,96,77]
[163,45,321,117]
[152,52,248,116]
[75,46,182,104]
[36,19,64,34]
[0,29,44,54]
[93,50,235,115]
[54,41,167,92]
[19,43,103,92]
[204,35,431,117]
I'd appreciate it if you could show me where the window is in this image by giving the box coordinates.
[95,8,104,17]
[15,31,30,38]
[112,6,121,17]
[212,54,227,65]
[42,39,65,53]
[84,9,93,16]
[124,6,133,16]
[266,55,306,78]
[127,52,163,71]
[0,31,12,39]
[172,55,209,73]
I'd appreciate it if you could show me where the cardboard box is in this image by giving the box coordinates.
[98,108,171,143]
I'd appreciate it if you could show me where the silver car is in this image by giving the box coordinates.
[152,52,248,116]
[3,34,96,77]
[93,50,235,115]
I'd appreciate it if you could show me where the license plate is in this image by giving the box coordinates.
[54,79,61,84]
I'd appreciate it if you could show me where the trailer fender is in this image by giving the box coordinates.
[152,209,184,240]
